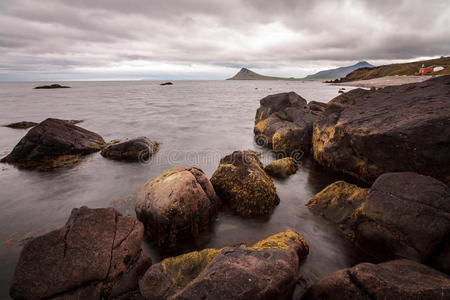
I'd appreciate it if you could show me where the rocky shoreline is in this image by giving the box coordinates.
[2,75,450,299]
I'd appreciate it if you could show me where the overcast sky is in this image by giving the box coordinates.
[0,0,449,81]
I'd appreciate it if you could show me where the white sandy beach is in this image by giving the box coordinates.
[332,75,436,88]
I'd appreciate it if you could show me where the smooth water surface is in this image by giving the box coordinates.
[0,80,374,298]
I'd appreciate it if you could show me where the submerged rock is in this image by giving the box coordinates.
[135,166,220,249]
[101,137,159,162]
[308,172,450,273]
[264,157,298,178]
[0,118,105,170]
[210,150,279,217]
[304,259,450,299]
[3,121,38,129]
[139,230,309,300]
[313,75,450,184]
[10,206,151,300]
[254,92,326,154]
[34,83,71,89]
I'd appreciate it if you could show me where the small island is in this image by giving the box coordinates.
[34,84,71,89]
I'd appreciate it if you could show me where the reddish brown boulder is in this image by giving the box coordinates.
[139,230,309,300]
[1,118,105,170]
[313,75,450,184]
[135,166,220,249]
[304,260,450,299]
[10,206,151,300]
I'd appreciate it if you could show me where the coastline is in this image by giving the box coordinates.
[331,75,435,88]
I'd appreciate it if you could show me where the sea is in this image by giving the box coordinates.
[0,80,375,299]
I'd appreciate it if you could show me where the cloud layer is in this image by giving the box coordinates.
[1,0,449,80]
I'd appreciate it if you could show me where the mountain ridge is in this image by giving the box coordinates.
[304,61,374,80]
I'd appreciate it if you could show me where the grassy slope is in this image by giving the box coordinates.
[341,56,450,81]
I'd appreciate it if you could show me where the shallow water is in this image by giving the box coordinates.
[0,80,374,298]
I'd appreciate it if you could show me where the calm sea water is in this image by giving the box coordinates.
[0,80,374,298]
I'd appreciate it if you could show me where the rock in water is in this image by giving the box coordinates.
[0,118,105,170]
[254,92,326,154]
[264,157,298,178]
[135,166,220,249]
[160,82,173,85]
[308,172,450,273]
[139,230,309,300]
[10,206,151,300]
[313,75,450,184]
[210,150,279,217]
[34,84,71,89]
[101,137,159,162]
[304,260,450,299]
[3,121,38,129]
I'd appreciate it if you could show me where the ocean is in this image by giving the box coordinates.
[0,80,374,298]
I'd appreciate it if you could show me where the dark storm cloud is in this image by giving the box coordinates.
[0,0,449,80]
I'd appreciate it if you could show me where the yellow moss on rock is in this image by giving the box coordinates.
[250,230,307,251]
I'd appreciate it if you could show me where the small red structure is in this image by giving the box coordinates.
[415,67,434,75]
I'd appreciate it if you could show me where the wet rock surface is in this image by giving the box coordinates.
[1,118,105,170]
[308,172,450,273]
[304,259,450,300]
[264,157,298,178]
[135,166,220,249]
[210,150,279,217]
[10,206,151,300]
[3,121,38,129]
[254,92,326,154]
[101,137,159,162]
[139,230,309,300]
[313,75,450,184]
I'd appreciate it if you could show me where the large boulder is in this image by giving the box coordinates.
[327,88,371,106]
[308,172,450,273]
[135,166,220,249]
[10,206,151,300]
[210,150,279,217]
[313,75,450,184]
[254,92,326,155]
[264,157,298,178]
[1,118,105,170]
[101,137,159,162]
[304,259,450,299]
[139,230,309,300]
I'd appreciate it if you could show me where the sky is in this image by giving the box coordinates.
[0,0,449,81]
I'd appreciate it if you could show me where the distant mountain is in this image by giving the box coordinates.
[304,61,374,80]
[227,68,297,80]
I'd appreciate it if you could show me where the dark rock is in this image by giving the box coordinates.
[10,206,151,300]
[304,259,450,300]
[264,157,298,178]
[139,230,309,300]
[308,172,450,273]
[135,166,220,249]
[34,84,71,89]
[3,121,38,129]
[254,92,326,154]
[1,118,105,170]
[160,82,173,86]
[210,150,279,217]
[313,75,450,184]
[327,88,371,106]
[101,137,159,162]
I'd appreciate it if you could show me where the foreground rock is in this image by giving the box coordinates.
[139,230,309,300]
[34,83,71,89]
[136,166,220,249]
[101,137,159,162]
[327,88,371,106]
[308,172,450,273]
[305,259,450,299]
[313,75,450,184]
[1,118,105,170]
[264,157,298,178]
[10,206,151,299]
[210,150,279,217]
[254,92,326,154]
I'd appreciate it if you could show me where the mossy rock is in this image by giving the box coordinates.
[264,157,298,178]
[210,150,279,217]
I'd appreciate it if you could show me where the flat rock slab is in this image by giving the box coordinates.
[34,84,71,89]
[305,259,450,299]
[10,206,151,299]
